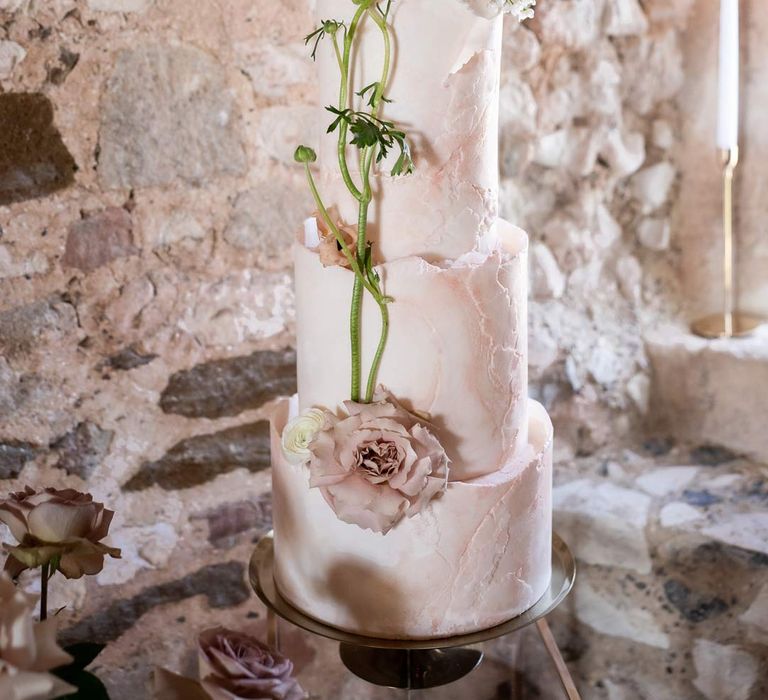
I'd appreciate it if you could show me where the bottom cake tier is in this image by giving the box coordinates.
[270,398,553,640]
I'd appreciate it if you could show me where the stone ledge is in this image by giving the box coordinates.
[646,323,768,464]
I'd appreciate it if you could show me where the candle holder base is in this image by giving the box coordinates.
[691,312,765,339]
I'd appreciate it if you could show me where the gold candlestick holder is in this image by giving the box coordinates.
[692,147,765,339]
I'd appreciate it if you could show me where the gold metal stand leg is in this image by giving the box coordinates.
[267,608,280,651]
[536,618,581,700]
[692,147,765,338]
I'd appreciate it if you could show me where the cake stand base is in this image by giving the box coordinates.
[249,532,579,697]
[339,645,484,690]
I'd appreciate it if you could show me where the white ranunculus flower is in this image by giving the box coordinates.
[281,408,326,465]
[0,573,75,700]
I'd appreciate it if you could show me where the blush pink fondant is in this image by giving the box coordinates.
[316,0,503,261]
[271,398,553,640]
[295,220,529,482]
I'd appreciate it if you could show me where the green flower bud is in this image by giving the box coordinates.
[294,145,317,164]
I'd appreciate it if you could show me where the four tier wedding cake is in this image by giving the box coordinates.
[270,0,552,640]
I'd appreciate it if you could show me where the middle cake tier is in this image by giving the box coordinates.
[295,219,529,482]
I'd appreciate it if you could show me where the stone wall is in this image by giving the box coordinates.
[0,0,766,699]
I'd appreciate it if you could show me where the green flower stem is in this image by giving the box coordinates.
[365,299,389,403]
[359,6,393,402]
[338,2,374,399]
[302,164,378,299]
[40,561,49,621]
[336,3,370,203]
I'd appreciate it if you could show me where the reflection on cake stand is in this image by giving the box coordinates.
[249,532,580,698]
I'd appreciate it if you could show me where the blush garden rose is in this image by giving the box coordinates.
[307,388,449,534]
[0,487,121,580]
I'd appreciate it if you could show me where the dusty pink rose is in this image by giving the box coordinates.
[198,628,305,700]
[0,572,75,700]
[0,487,121,580]
[307,389,449,534]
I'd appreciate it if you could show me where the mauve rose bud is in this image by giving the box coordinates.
[198,628,305,700]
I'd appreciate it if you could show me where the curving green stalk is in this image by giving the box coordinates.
[298,1,399,404]
[360,5,393,403]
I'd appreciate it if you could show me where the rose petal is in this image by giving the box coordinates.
[88,508,114,543]
[322,475,408,534]
[4,550,29,579]
[0,503,30,544]
[27,502,97,543]
[2,589,38,669]
[30,618,73,672]
[0,670,76,700]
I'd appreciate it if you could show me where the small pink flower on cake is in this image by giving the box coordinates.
[312,208,357,269]
[305,389,449,534]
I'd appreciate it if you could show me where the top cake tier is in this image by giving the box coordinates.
[315,0,503,262]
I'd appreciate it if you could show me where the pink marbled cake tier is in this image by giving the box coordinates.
[295,220,529,482]
[270,398,552,640]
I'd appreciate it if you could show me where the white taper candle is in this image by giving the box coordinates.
[717,0,740,150]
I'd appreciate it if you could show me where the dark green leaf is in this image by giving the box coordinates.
[356,82,392,108]
[350,119,381,149]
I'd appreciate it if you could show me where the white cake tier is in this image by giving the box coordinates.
[295,219,529,482]
[315,0,503,262]
[271,398,553,640]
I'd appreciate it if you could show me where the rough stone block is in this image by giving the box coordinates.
[224,181,312,255]
[0,93,76,205]
[62,207,137,273]
[0,40,25,79]
[647,325,768,463]
[159,348,297,419]
[124,421,270,491]
[52,421,114,480]
[99,43,246,188]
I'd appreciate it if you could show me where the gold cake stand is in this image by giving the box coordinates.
[249,532,580,697]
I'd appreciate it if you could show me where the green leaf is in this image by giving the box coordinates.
[63,644,106,671]
[356,82,392,108]
[350,119,381,149]
[304,19,345,61]
[325,106,350,134]
[391,139,414,177]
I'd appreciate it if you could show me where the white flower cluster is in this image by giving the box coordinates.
[504,0,536,21]
[460,0,536,21]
